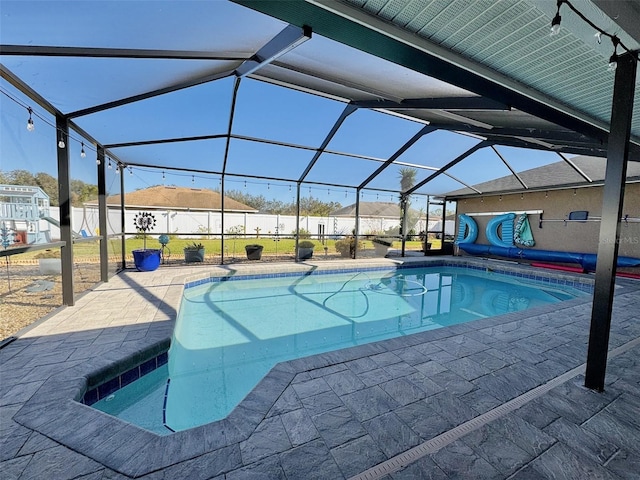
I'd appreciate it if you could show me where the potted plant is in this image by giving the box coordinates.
[335,236,363,258]
[132,212,161,272]
[372,237,393,256]
[35,249,61,275]
[184,242,205,263]
[297,240,315,260]
[245,244,264,260]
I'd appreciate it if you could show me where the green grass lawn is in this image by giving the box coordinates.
[123,237,439,255]
[12,236,441,261]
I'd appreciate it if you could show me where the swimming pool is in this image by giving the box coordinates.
[92,264,588,433]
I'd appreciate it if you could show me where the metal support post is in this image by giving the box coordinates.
[354,188,361,259]
[56,115,74,306]
[585,52,637,391]
[120,164,126,270]
[97,147,108,282]
[295,183,301,261]
[400,194,408,257]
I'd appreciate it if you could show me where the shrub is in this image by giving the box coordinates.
[34,249,61,259]
[295,228,311,239]
[184,242,204,251]
[298,240,315,248]
[335,237,363,257]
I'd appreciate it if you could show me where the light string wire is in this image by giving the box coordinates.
[1,89,430,201]
[131,164,402,200]
[1,88,406,200]
[552,0,636,69]
[558,0,631,54]
[1,87,100,158]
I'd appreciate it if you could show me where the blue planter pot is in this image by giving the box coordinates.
[132,249,161,272]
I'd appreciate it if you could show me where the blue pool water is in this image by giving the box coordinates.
[93,266,587,433]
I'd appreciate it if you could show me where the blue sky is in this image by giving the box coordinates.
[0,0,566,207]
[1,72,563,207]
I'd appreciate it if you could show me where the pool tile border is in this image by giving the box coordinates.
[183,257,595,295]
[82,352,168,406]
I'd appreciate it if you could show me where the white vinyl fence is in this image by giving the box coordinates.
[36,206,429,242]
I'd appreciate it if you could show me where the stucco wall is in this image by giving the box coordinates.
[456,183,640,258]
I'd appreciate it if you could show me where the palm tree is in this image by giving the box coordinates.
[398,167,417,194]
[398,167,417,237]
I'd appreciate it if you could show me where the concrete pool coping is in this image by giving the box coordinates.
[4,257,640,478]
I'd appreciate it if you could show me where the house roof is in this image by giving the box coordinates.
[101,186,257,212]
[445,155,640,198]
[331,201,400,217]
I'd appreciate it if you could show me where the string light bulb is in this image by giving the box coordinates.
[547,1,631,70]
[58,132,65,149]
[129,167,133,176]
[550,0,563,36]
[162,171,165,180]
[608,36,620,72]
[26,107,35,131]
[96,157,101,165]
[191,175,194,184]
[80,142,86,158]
[115,164,120,174]
[108,159,112,169]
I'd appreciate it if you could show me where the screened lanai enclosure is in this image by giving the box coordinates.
[1,0,640,390]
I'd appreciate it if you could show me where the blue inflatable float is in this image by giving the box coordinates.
[455,213,640,272]
[457,243,640,272]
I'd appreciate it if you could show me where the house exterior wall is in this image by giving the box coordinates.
[456,183,640,258]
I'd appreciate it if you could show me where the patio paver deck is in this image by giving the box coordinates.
[1,258,640,479]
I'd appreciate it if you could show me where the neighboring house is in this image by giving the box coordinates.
[445,155,640,258]
[331,202,400,218]
[446,155,640,197]
[330,201,426,235]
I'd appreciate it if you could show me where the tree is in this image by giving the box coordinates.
[299,196,342,216]
[35,172,58,206]
[223,190,267,211]
[6,170,37,186]
[398,167,417,236]
[1,169,98,207]
[224,189,342,216]
[398,167,417,193]
[70,179,98,206]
